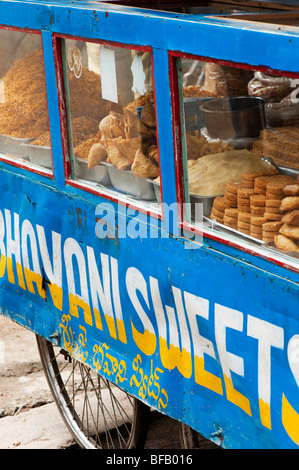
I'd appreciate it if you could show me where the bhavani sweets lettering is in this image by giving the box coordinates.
[0,208,298,445]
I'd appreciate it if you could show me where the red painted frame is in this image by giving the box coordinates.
[0,25,54,179]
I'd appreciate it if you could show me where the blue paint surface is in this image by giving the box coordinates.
[0,0,299,449]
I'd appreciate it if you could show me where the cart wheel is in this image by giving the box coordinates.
[36,335,150,449]
[179,423,219,449]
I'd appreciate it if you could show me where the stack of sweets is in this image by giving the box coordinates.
[223,208,239,229]
[236,187,255,234]
[210,196,229,223]
[250,216,268,240]
[262,220,283,243]
[209,169,296,242]
[224,181,242,208]
[220,182,241,229]
[241,168,279,188]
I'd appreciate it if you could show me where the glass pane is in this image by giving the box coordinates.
[179,57,299,260]
[0,29,52,171]
[64,39,159,207]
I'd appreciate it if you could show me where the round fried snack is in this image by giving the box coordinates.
[250,195,267,207]
[238,220,250,230]
[264,212,282,221]
[225,181,242,194]
[212,206,225,219]
[224,208,239,218]
[224,214,238,225]
[238,212,251,223]
[237,187,255,198]
[213,196,229,212]
[266,199,282,208]
[251,216,268,226]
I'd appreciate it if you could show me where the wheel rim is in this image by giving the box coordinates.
[36,335,150,449]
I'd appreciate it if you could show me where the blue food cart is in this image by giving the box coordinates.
[0,0,299,449]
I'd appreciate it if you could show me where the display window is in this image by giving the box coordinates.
[0,28,53,174]
[174,55,299,262]
[57,37,160,213]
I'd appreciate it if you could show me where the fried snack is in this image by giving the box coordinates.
[213,196,230,212]
[251,207,265,216]
[124,108,140,139]
[279,223,299,240]
[250,195,267,207]
[238,220,250,231]
[267,181,290,195]
[147,145,159,163]
[274,233,299,252]
[239,227,251,235]
[266,199,283,208]
[74,135,101,160]
[283,184,299,196]
[266,206,283,213]
[238,212,251,224]
[251,231,263,240]
[224,208,239,218]
[140,100,156,128]
[226,181,242,194]
[99,112,125,146]
[210,210,223,223]
[262,221,283,232]
[88,143,108,169]
[224,190,238,204]
[213,206,226,219]
[183,86,217,98]
[264,212,283,221]
[251,216,268,226]
[124,92,154,114]
[131,149,159,179]
[107,137,141,170]
[266,191,285,200]
[281,209,299,225]
[263,232,276,242]
[224,214,238,227]
[280,196,299,212]
[255,174,293,192]
[251,225,262,234]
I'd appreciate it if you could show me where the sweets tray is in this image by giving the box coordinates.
[0,135,35,158]
[75,157,111,185]
[152,180,220,219]
[101,162,157,200]
[21,143,52,169]
[204,216,266,245]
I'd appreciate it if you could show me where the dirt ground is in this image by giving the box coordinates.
[0,314,181,449]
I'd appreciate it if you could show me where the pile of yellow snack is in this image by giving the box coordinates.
[209,168,299,246]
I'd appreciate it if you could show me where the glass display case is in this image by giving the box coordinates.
[1,0,299,450]
[0,29,52,173]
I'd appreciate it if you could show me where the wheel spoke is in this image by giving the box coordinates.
[36,335,150,449]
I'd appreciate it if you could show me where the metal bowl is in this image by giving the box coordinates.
[152,180,218,219]
[183,97,213,133]
[200,96,266,140]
